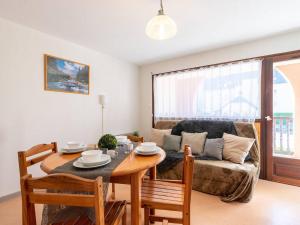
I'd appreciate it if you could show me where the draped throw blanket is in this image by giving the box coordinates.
[156,120,260,203]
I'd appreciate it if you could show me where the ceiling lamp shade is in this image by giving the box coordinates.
[146,0,177,40]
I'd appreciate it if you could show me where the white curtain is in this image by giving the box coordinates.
[154,60,262,122]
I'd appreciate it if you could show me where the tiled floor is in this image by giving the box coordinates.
[1,179,300,225]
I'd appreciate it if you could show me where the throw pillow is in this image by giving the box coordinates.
[150,128,171,147]
[181,131,208,155]
[202,138,224,160]
[163,135,181,151]
[223,133,255,164]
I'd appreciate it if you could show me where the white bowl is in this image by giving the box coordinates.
[140,142,157,152]
[81,150,102,162]
[67,141,81,148]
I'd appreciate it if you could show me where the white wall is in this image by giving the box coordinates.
[0,18,140,197]
[139,30,300,140]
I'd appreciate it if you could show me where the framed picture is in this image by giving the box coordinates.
[44,54,90,95]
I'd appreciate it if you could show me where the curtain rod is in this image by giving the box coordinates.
[151,49,300,77]
[152,57,262,77]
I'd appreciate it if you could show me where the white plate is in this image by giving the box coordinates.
[135,146,158,153]
[73,158,111,169]
[134,147,160,156]
[78,154,111,166]
[62,144,87,151]
[61,148,87,154]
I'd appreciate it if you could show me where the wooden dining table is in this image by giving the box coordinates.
[40,148,166,225]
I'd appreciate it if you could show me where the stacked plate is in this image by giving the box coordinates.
[134,142,160,156]
[61,142,87,154]
[73,150,111,169]
[115,136,131,145]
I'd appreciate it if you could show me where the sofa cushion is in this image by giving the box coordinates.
[223,133,255,164]
[150,128,171,147]
[181,131,207,154]
[163,134,181,151]
[202,138,224,160]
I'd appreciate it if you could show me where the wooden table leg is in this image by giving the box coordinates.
[131,171,142,225]
[149,166,156,223]
[149,166,157,180]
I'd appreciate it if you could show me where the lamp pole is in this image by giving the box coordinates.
[99,94,106,136]
[101,103,104,136]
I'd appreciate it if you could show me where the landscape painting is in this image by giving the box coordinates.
[44,55,89,95]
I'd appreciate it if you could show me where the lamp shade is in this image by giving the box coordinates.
[146,14,177,40]
[98,94,107,105]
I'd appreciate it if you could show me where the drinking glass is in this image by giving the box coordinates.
[125,143,134,154]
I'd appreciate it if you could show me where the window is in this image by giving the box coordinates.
[153,60,262,121]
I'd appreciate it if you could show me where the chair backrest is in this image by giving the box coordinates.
[182,145,194,217]
[18,142,58,177]
[20,173,104,225]
[127,135,144,143]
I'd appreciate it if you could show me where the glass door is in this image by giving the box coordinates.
[264,54,300,186]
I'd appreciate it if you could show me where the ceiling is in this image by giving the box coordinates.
[1,0,300,65]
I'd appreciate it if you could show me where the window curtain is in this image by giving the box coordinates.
[154,60,262,122]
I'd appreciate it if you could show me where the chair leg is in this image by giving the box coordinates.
[144,207,150,225]
[150,209,155,224]
[111,183,116,200]
[183,211,190,225]
[122,204,127,225]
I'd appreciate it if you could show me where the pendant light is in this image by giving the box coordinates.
[145,0,177,40]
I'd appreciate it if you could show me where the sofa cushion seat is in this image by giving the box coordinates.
[158,159,258,202]
[193,160,258,196]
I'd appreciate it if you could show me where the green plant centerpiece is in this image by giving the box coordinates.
[98,134,117,150]
[133,131,139,137]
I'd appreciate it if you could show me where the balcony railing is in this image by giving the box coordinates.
[273,116,294,156]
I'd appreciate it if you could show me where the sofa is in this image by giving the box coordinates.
[154,120,260,203]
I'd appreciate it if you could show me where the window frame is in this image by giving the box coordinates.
[151,49,300,128]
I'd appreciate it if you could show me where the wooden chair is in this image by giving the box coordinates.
[20,173,127,225]
[111,136,144,200]
[127,135,144,143]
[142,145,194,225]
[18,142,58,177]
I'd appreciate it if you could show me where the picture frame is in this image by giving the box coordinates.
[44,54,90,95]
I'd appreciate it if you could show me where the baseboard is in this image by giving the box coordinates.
[0,191,20,203]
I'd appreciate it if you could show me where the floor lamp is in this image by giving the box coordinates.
[99,94,106,136]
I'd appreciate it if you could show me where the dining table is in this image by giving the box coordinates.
[40,146,166,225]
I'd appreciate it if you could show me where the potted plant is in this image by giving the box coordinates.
[98,134,117,151]
[133,131,139,137]
[127,131,141,142]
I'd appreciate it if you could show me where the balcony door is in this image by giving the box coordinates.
[264,52,300,186]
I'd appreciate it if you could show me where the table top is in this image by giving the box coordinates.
[41,148,166,177]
